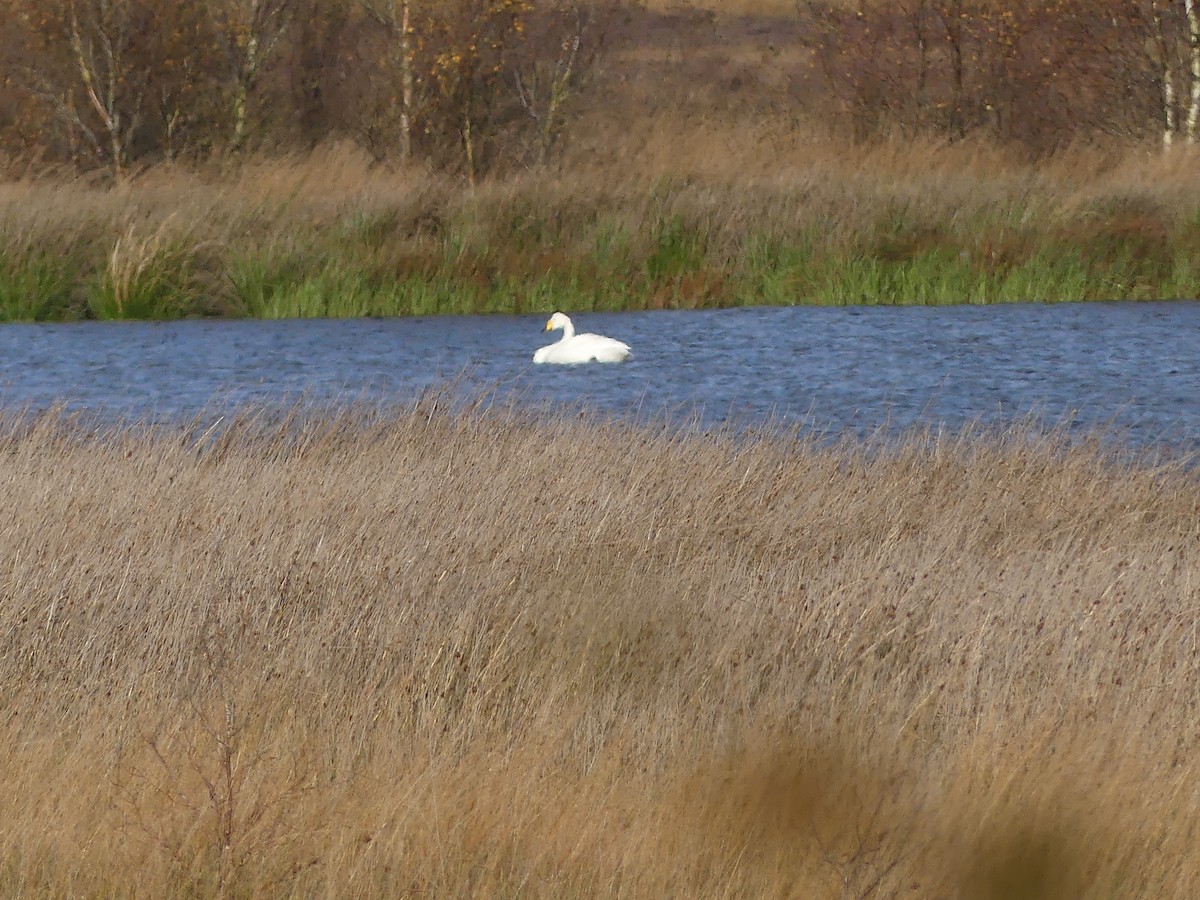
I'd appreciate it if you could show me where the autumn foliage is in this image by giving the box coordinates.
[798,0,1199,152]
[0,0,603,178]
[1,1,1200,178]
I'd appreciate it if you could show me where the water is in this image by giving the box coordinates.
[1,302,1198,448]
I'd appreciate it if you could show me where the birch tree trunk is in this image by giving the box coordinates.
[362,0,416,162]
[67,0,142,179]
[1186,0,1200,142]
[1151,0,1177,149]
[400,0,413,162]
[462,108,476,187]
[219,0,294,150]
[230,32,258,148]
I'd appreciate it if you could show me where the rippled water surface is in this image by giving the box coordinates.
[1,303,1198,447]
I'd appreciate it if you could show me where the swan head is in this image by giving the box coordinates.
[544,312,572,333]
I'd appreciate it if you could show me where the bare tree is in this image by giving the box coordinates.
[513,0,594,165]
[36,0,147,178]
[210,0,296,149]
[362,0,417,161]
[425,0,534,185]
[1185,0,1200,140]
[1146,0,1200,148]
[1150,0,1178,148]
[934,0,969,139]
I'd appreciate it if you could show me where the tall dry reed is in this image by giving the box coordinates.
[3,137,1200,317]
[0,400,1197,896]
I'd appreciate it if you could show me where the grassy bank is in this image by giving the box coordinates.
[4,139,1200,321]
[0,401,1198,896]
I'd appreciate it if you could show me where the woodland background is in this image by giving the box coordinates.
[4,2,1200,318]
[3,0,1200,181]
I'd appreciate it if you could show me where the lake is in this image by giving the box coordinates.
[1,302,1198,448]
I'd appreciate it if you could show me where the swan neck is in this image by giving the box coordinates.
[559,319,575,341]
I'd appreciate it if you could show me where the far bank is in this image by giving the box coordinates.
[2,140,1198,322]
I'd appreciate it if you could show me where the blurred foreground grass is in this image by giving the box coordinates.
[0,400,1196,896]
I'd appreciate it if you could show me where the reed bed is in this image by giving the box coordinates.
[0,400,1197,897]
[4,136,1200,320]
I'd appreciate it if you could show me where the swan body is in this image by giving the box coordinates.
[532,312,631,364]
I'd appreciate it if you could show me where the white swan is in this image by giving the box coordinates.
[532,312,631,364]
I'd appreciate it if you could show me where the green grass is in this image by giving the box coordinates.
[2,235,1193,321]
[0,250,77,320]
[2,192,1199,322]
[86,226,203,320]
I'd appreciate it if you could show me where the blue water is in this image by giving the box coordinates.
[1,303,1198,447]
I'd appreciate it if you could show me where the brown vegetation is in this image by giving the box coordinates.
[1,401,1198,895]
[4,1,1200,315]
[1,0,1198,181]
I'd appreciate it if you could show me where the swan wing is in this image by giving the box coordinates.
[577,333,631,362]
[533,332,630,364]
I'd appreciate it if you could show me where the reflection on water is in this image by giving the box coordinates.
[0,302,1198,448]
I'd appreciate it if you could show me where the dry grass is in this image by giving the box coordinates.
[637,0,800,12]
[0,399,1198,896]
[4,136,1200,262]
[1,140,1199,315]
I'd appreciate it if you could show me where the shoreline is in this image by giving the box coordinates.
[4,142,1200,321]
